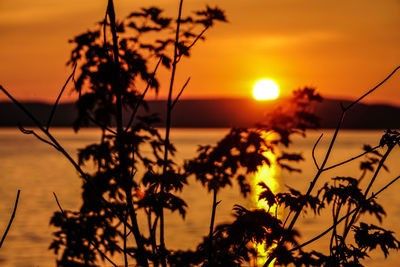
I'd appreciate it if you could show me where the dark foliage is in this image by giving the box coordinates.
[3,1,392,267]
[49,3,227,266]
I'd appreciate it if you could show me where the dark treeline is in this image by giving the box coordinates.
[0,98,399,129]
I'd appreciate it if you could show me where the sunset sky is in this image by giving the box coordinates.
[0,0,399,105]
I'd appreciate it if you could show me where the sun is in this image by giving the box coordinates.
[253,79,280,100]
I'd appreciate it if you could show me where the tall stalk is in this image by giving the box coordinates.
[208,188,218,265]
[107,1,148,266]
[159,0,184,265]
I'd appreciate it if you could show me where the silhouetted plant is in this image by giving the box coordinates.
[0,0,400,266]
[48,1,226,266]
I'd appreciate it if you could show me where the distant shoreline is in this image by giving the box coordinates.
[0,98,399,129]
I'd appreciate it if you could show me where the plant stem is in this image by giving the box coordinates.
[0,190,20,248]
[124,218,128,267]
[208,188,218,265]
[107,1,148,266]
[159,0,184,265]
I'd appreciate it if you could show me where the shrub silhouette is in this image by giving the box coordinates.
[0,0,400,266]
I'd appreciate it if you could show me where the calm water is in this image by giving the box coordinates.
[0,128,399,266]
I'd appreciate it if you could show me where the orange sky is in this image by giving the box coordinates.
[0,0,399,105]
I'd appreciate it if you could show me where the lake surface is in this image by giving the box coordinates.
[0,128,399,266]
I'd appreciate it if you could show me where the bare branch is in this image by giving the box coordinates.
[52,192,65,215]
[103,4,110,59]
[84,113,117,135]
[177,26,209,62]
[125,56,163,132]
[18,125,59,150]
[0,190,21,248]
[159,1,185,265]
[107,1,148,266]
[322,144,381,172]
[171,77,190,109]
[312,133,323,170]
[344,65,400,111]
[46,63,77,130]
[183,27,208,54]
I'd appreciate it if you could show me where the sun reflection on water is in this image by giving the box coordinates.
[251,147,281,266]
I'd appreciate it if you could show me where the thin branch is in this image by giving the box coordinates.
[344,65,400,111]
[46,63,77,130]
[329,198,336,256]
[182,26,208,54]
[124,56,163,132]
[159,1,184,265]
[208,188,218,265]
[177,26,209,62]
[103,5,110,59]
[107,1,148,266]
[171,77,190,109]
[32,132,59,150]
[282,210,292,229]
[312,133,323,170]
[124,218,128,267]
[322,145,381,172]
[18,124,59,150]
[52,192,118,267]
[329,196,342,257]
[84,112,117,135]
[53,192,65,215]
[0,190,21,248]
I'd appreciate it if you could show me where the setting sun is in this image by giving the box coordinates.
[253,79,280,100]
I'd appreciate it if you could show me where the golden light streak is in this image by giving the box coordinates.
[251,133,281,266]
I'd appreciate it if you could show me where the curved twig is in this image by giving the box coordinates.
[0,190,21,248]
[344,66,400,111]
[322,144,381,172]
[46,63,77,130]
[84,112,117,135]
[124,56,163,132]
[171,77,190,110]
[176,26,209,62]
[312,133,323,170]
[159,2,185,265]
[18,125,59,150]
[107,1,149,265]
